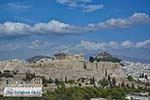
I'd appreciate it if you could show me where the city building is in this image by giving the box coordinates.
[0,76,43,95]
[125,93,150,100]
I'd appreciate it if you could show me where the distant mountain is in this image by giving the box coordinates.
[26,56,53,63]
[95,51,112,59]
[94,52,122,63]
[116,55,150,64]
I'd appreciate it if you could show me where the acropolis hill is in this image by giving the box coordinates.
[0,52,126,83]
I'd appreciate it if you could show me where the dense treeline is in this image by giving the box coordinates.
[89,56,121,63]
[43,86,149,100]
[1,74,149,100]
[0,70,14,78]
[1,86,149,100]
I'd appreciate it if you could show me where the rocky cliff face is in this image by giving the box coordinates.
[0,59,125,82]
[0,59,34,74]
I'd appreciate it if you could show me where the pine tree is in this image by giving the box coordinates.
[121,81,125,88]
[65,77,68,83]
[112,77,116,87]
[108,75,111,82]
[105,69,107,77]
[132,83,135,89]
[126,83,130,88]
[89,56,94,62]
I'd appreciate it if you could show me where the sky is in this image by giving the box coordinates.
[0,0,150,61]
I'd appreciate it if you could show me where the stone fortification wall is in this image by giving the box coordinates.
[0,59,125,82]
[29,60,124,81]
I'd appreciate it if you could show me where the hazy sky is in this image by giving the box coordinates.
[0,0,150,60]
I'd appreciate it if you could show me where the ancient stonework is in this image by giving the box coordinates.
[0,58,125,83]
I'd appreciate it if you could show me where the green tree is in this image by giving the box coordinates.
[105,69,107,77]
[112,77,116,87]
[121,81,125,88]
[108,75,111,82]
[68,79,75,84]
[47,77,53,83]
[132,83,135,89]
[65,76,68,83]
[99,77,109,87]
[84,63,87,69]
[25,72,35,81]
[127,75,134,81]
[55,78,59,86]
[89,56,95,62]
